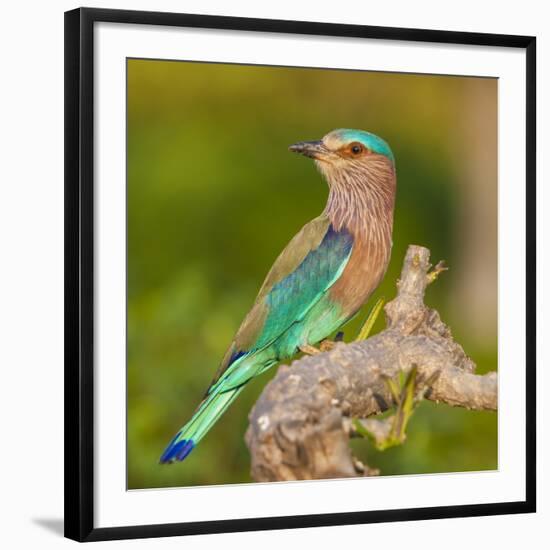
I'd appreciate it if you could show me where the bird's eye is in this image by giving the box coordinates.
[351,143,363,155]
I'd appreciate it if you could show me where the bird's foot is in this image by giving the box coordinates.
[300,337,341,355]
[319,339,336,352]
[299,344,322,355]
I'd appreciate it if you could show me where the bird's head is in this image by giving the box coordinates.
[289,128,395,186]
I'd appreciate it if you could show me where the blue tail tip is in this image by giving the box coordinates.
[159,437,195,464]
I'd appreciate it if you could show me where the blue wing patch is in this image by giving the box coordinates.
[228,349,248,366]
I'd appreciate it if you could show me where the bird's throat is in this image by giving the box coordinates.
[323,161,396,241]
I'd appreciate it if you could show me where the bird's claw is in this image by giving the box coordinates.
[300,339,338,355]
[319,339,336,352]
[299,344,322,355]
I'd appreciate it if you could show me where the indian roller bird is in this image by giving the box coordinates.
[160,128,396,464]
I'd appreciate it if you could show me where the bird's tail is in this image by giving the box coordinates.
[159,385,244,464]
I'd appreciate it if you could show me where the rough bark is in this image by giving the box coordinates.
[245,245,497,482]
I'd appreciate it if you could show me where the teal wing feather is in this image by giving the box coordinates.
[206,215,354,393]
[161,215,355,463]
[255,224,353,348]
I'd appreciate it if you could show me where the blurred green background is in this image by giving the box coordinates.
[127,59,497,489]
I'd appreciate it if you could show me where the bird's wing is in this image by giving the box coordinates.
[206,214,354,393]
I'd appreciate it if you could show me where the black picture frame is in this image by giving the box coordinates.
[65,7,536,542]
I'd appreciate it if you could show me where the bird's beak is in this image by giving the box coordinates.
[288,140,329,160]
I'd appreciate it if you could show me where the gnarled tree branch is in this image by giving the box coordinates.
[245,245,497,482]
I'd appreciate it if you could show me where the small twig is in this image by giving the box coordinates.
[353,366,442,450]
[427,260,448,284]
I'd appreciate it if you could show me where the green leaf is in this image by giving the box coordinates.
[356,298,385,341]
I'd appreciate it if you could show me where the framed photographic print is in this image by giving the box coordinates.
[65,7,536,542]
